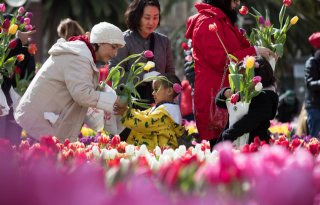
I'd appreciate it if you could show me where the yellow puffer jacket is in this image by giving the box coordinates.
[123,103,185,150]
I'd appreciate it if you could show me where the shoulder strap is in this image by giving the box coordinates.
[219,57,229,90]
[148,33,155,61]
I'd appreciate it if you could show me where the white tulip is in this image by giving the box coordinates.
[109,149,118,160]
[120,158,130,171]
[100,149,109,159]
[137,144,148,156]
[92,145,100,158]
[177,145,186,156]
[125,144,135,156]
[155,146,161,157]
[254,82,263,91]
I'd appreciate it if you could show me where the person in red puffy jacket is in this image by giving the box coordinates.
[185,0,274,144]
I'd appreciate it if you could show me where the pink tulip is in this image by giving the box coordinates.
[144,50,154,59]
[252,76,262,85]
[0,3,6,13]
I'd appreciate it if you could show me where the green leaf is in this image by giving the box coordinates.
[251,7,262,17]
[273,44,284,57]
[3,56,16,76]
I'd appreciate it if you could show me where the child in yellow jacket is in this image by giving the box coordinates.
[115,74,185,150]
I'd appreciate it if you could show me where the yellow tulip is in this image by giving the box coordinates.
[8,24,18,35]
[21,130,28,138]
[144,61,155,71]
[244,56,255,69]
[290,16,299,25]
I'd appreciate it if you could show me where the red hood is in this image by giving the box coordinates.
[185,3,226,39]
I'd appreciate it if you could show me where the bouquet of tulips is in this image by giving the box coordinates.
[239,0,298,64]
[0,4,35,84]
[208,23,263,105]
[101,50,164,118]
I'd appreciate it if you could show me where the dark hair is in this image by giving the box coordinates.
[237,56,276,87]
[159,73,181,98]
[124,0,161,31]
[254,56,276,87]
[202,0,238,24]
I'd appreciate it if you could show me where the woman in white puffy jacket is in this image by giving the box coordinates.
[14,22,126,141]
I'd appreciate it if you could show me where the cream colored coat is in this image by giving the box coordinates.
[14,39,117,141]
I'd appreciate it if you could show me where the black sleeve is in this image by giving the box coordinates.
[215,87,230,109]
[222,92,274,141]
[305,58,320,91]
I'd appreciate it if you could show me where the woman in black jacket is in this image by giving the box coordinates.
[215,56,279,144]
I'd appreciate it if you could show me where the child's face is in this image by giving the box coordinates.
[152,80,173,104]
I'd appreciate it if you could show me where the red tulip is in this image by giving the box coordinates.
[16,54,24,62]
[283,0,292,7]
[110,135,121,147]
[239,6,249,15]
[28,43,37,55]
[208,23,218,32]
[15,66,22,75]
[230,93,239,104]
[181,42,189,50]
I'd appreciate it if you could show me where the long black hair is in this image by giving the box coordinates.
[202,0,238,24]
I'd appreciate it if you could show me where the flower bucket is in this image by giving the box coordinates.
[84,108,104,131]
[226,101,250,147]
[267,56,277,71]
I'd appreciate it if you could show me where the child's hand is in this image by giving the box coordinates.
[113,97,128,115]
[224,89,232,99]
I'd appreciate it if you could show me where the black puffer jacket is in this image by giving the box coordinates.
[216,87,279,143]
[305,50,320,109]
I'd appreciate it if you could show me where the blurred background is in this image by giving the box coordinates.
[4,0,320,104]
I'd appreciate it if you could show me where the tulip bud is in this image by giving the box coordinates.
[8,24,18,35]
[252,76,262,85]
[143,50,154,59]
[244,56,255,69]
[239,6,249,15]
[290,16,299,25]
[254,82,263,91]
[208,23,218,32]
[143,61,155,71]
[283,0,292,7]
[2,18,10,29]
[8,39,18,49]
[16,54,25,62]
[24,17,30,25]
[230,93,239,104]
[18,7,25,14]
[181,42,189,50]
[28,43,37,55]
[0,3,6,13]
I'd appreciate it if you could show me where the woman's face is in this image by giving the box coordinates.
[138,5,160,38]
[231,0,240,10]
[96,43,122,64]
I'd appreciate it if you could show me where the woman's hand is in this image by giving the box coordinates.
[16,30,36,45]
[255,46,276,59]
